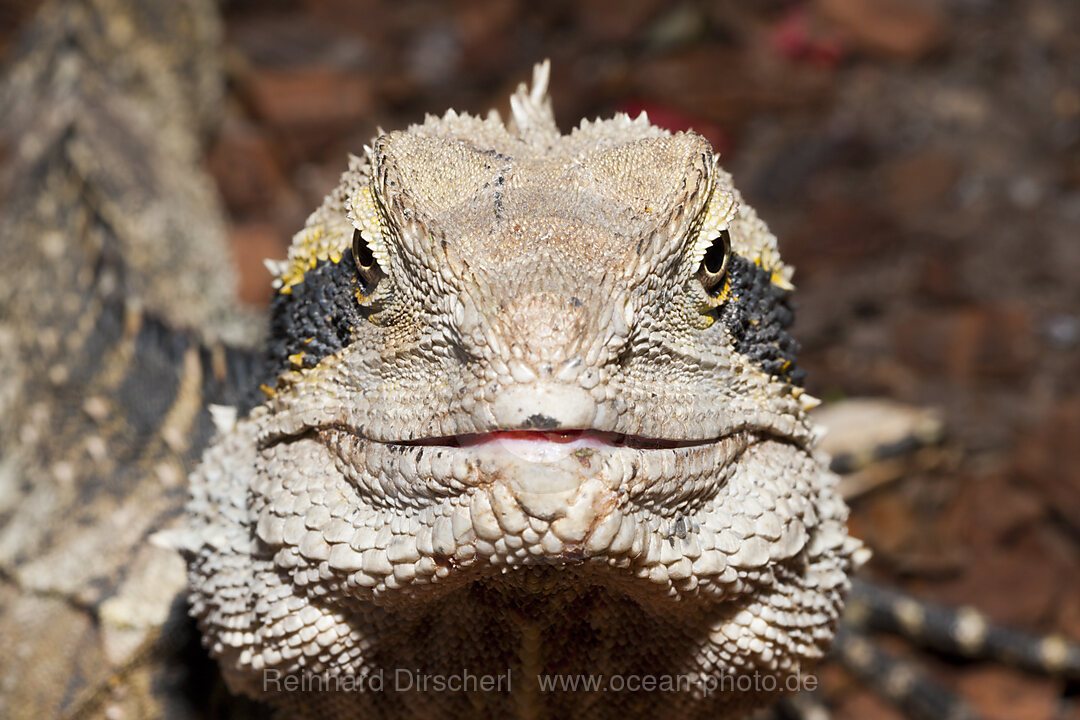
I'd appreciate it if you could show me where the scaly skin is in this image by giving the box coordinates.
[185,64,864,720]
[0,1,257,718]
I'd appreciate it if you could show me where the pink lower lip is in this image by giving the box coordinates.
[459,430,616,447]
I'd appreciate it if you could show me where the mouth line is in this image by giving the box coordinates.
[390,429,717,450]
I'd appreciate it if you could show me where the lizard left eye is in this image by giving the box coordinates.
[697,230,730,296]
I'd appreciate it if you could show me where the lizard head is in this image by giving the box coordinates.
[187,62,863,717]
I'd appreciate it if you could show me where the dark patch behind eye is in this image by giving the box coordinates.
[716,254,804,385]
[263,248,369,387]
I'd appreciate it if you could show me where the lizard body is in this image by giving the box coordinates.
[0,1,258,717]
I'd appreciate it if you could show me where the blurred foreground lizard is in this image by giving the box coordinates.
[1,2,1077,719]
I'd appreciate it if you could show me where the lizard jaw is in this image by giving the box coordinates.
[311,425,794,593]
[189,417,855,704]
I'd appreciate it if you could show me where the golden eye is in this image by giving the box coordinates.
[697,229,730,296]
[352,228,383,292]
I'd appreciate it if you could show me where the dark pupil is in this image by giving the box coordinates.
[352,229,375,269]
[703,235,726,274]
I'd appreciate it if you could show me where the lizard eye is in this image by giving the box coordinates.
[352,228,383,293]
[697,230,730,296]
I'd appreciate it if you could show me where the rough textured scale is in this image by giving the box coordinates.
[0,1,259,718]
[182,63,864,719]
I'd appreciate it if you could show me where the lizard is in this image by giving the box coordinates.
[180,58,864,720]
[2,1,1078,719]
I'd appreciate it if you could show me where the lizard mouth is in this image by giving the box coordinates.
[316,423,755,510]
[400,429,712,451]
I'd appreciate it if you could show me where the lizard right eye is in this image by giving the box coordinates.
[352,228,383,293]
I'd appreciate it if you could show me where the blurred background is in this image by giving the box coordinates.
[2,1,1078,718]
